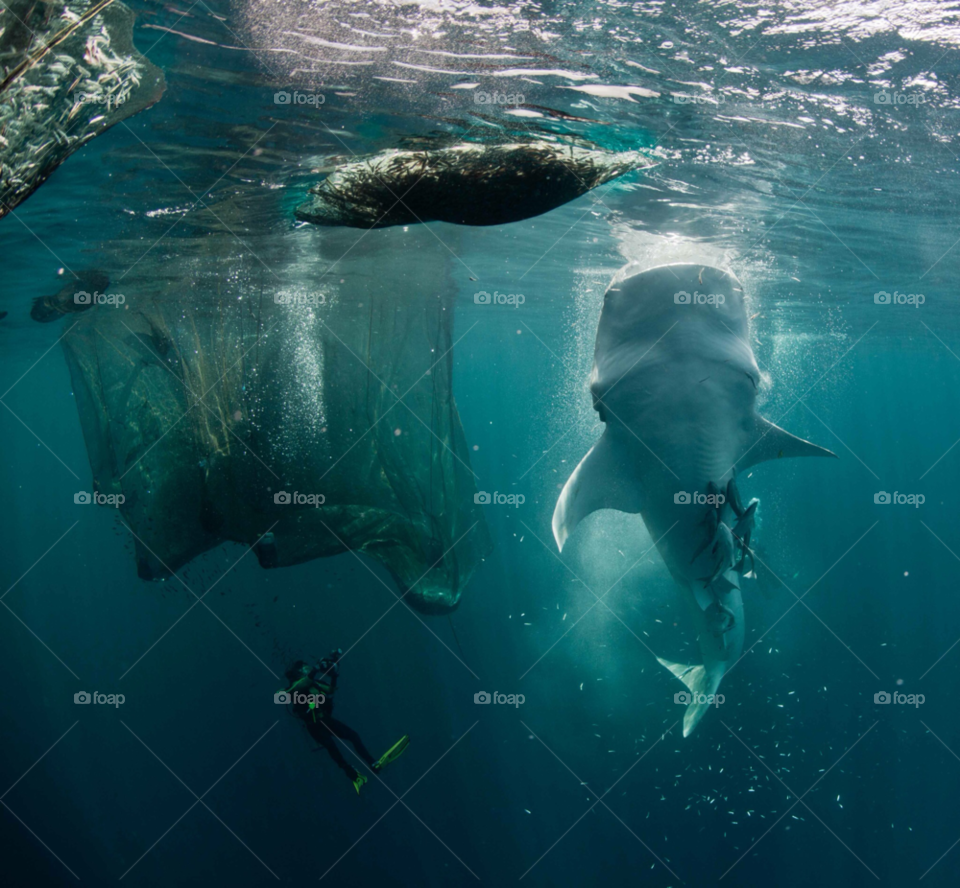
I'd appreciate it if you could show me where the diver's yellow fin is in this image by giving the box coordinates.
[374,735,409,771]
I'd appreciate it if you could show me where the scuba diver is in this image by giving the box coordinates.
[281,649,408,794]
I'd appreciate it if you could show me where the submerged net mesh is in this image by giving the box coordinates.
[61,231,491,613]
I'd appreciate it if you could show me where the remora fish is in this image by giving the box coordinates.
[295,141,653,228]
[553,263,837,736]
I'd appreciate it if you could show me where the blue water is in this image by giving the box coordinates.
[3,1,960,885]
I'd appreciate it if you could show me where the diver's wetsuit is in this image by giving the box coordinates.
[287,654,376,782]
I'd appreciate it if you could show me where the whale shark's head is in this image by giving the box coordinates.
[592,263,756,396]
[587,264,762,472]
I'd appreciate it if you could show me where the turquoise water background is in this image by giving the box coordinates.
[3,1,960,885]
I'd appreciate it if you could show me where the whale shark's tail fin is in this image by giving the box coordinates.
[657,657,722,737]
[553,432,644,551]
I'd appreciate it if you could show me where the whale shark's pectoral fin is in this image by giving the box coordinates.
[738,417,838,470]
[657,657,722,737]
[553,432,644,551]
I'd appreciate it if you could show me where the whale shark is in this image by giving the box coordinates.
[552,263,836,736]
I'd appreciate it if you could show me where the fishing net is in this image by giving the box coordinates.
[60,229,491,613]
[0,0,164,218]
[295,141,653,228]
